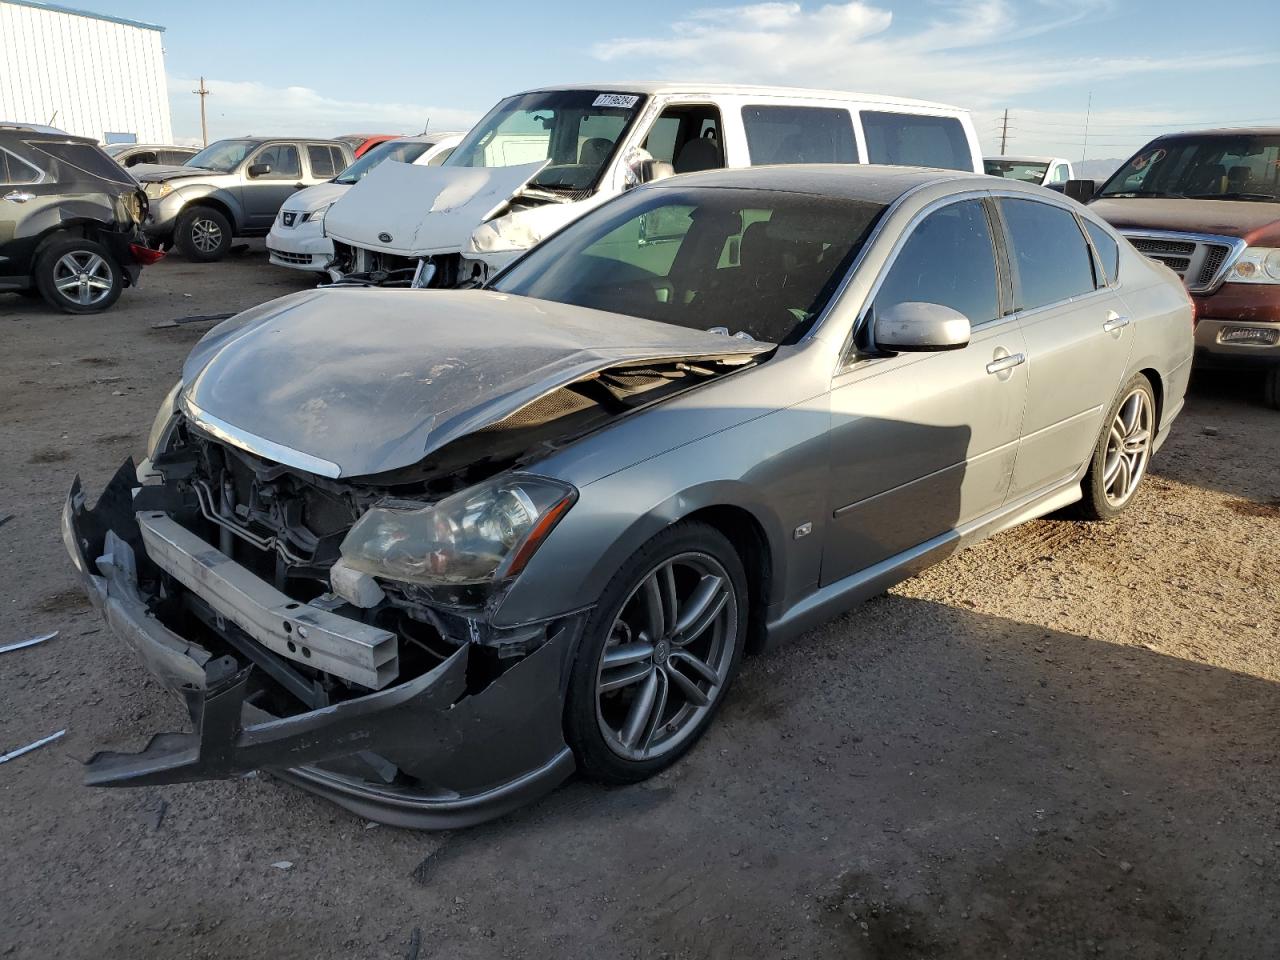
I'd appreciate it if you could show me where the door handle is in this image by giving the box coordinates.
[3,190,34,203]
[986,353,1026,375]
[1103,311,1131,333]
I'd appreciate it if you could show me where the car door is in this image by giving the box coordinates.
[0,144,58,285]
[995,196,1134,501]
[822,196,1027,585]
[241,143,304,229]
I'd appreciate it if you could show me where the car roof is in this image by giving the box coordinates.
[649,163,985,203]
[986,155,1062,163]
[513,82,965,113]
[392,131,466,144]
[1150,127,1280,139]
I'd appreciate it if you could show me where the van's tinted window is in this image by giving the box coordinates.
[29,141,133,183]
[742,106,858,165]
[1084,219,1119,285]
[999,198,1096,309]
[308,145,336,178]
[861,111,971,171]
[874,199,1000,327]
[0,148,43,185]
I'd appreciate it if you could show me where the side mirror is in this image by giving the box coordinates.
[1064,179,1096,203]
[247,163,272,178]
[636,159,675,184]
[874,301,971,352]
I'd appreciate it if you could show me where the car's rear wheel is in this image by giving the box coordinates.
[1263,366,1280,410]
[34,238,123,314]
[175,206,231,262]
[1076,373,1156,520]
[565,522,748,784]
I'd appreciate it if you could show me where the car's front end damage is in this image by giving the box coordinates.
[64,287,768,826]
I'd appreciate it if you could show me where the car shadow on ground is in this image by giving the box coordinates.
[398,598,1280,960]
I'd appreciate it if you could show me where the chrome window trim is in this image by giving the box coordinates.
[1117,228,1248,294]
[0,146,46,186]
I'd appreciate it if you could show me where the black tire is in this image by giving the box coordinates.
[175,205,232,262]
[1075,373,1156,521]
[34,237,123,314]
[565,521,749,784]
[1263,366,1280,411]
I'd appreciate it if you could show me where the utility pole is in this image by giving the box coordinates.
[1080,91,1093,165]
[193,77,210,146]
[998,109,1011,155]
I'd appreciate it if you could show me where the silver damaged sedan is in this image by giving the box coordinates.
[65,165,1193,827]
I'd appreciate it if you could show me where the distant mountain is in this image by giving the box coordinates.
[1075,158,1125,181]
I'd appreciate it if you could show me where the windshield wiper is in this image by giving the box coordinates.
[1187,192,1279,202]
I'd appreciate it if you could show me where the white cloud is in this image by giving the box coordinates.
[167,76,480,144]
[592,0,1275,155]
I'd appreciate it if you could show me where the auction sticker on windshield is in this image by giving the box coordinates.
[593,94,640,109]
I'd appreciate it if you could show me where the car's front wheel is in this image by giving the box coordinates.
[565,522,748,784]
[1077,373,1156,520]
[175,206,232,262]
[34,238,123,314]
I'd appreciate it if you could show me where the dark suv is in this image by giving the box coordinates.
[135,137,354,261]
[0,124,162,313]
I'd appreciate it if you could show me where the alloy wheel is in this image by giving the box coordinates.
[595,552,738,762]
[191,217,223,253]
[1102,387,1153,508]
[52,251,114,307]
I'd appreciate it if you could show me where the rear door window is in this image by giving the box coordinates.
[873,199,1001,328]
[741,105,859,165]
[307,145,336,178]
[860,111,971,171]
[999,198,1097,310]
[28,140,133,183]
[0,148,45,185]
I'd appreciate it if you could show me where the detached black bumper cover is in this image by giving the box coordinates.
[62,462,578,829]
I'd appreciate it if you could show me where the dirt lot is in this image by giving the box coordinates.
[2,245,1278,960]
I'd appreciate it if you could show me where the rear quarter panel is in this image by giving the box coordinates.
[1116,242,1194,433]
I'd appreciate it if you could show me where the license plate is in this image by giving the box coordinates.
[1218,326,1279,346]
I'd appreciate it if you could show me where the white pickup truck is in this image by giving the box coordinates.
[983,155,1075,189]
[322,82,985,288]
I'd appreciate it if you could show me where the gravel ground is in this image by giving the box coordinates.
[2,245,1278,959]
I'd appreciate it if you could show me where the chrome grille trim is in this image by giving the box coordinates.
[1120,229,1247,294]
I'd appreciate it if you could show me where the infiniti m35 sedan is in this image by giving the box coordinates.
[65,165,1193,827]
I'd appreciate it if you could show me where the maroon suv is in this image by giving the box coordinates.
[1084,128,1280,408]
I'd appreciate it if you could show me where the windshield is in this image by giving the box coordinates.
[492,186,885,344]
[184,139,257,172]
[985,159,1049,183]
[1099,134,1280,202]
[333,139,432,184]
[444,90,645,193]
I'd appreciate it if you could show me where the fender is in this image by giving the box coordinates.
[170,183,245,232]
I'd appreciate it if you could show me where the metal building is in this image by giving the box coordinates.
[0,0,172,144]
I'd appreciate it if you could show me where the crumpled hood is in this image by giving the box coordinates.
[180,288,771,478]
[281,181,349,214]
[136,165,220,183]
[324,160,547,256]
[1090,198,1280,245]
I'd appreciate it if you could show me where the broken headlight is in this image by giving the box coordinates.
[146,380,184,459]
[339,474,577,592]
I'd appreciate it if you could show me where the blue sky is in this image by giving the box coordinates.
[78,0,1280,162]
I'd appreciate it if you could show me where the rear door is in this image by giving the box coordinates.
[996,196,1134,500]
[0,143,55,285]
[823,196,1027,584]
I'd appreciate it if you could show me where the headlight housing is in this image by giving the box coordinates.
[339,474,577,604]
[1226,247,1280,284]
[143,181,172,200]
[146,380,183,460]
[303,203,332,224]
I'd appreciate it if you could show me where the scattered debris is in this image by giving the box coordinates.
[1119,860,1135,874]
[0,514,12,529]
[1201,426,1219,436]
[0,630,57,655]
[404,926,422,960]
[270,861,293,870]
[0,729,66,764]
[150,797,169,832]
[151,312,235,330]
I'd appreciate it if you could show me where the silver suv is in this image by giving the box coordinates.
[136,137,354,261]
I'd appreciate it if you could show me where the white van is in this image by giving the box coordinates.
[323,83,984,287]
